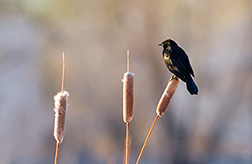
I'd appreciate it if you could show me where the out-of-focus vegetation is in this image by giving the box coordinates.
[0,0,252,163]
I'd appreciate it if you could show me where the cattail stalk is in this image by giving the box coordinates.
[136,76,179,164]
[135,115,159,164]
[54,53,69,164]
[122,50,134,164]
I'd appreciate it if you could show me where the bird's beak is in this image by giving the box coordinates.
[158,43,163,46]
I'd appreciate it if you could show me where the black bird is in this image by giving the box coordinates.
[159,39,198,95]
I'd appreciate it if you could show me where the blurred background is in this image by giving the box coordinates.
[0,0,252,163]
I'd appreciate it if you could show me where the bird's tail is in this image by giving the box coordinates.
[185,74,198,95]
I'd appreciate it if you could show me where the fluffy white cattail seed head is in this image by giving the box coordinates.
[54,91,69,143]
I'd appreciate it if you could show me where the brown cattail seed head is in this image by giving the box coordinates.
[156,76,179,117]
[122,72,134,123]
[54,91,69,143]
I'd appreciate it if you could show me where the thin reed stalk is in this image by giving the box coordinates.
[125,123,130,164]
[136,115,159,164]
[54,142,60,164]
[61,52,65,93]
[135,76,179,164]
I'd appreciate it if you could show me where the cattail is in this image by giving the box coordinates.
[136,76,179,164]
[53,53,69,164]
[156,76,179,116]
[123,72,134,123]
[122,50,134,123]
[54,91,69,143]
[122,50,134,164]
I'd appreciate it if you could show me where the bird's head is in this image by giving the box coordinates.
[158,39,177,49]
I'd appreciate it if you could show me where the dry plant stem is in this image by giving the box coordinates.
[61,52,65,93]
[54,142,60,164]
[136,115,159,164]
[125,122,130,164]
[127,50,130,72]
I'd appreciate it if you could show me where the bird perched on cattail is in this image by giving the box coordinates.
[159,39,198,95]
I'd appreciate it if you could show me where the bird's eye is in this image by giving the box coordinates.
[164,54,169,59]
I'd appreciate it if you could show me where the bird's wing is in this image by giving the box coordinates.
[173,46,195,77]
[164,48,186,79]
